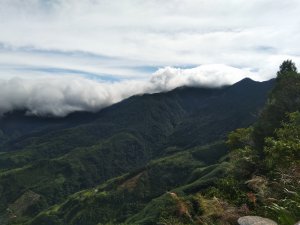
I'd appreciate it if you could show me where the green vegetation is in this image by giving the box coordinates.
[209,60,300,224]
[0,77,271,225]
[3,63,298,225]
[23,143,229,225]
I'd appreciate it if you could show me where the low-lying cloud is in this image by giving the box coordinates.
[0,64,261,117]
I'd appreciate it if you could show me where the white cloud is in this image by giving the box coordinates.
[0,64,260,116]
[150,64,262,90]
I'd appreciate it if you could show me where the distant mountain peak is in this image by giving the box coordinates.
[234,77,256,85]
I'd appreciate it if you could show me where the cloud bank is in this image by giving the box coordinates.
[0,64,260,116]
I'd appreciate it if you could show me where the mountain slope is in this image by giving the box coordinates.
[0,78,274,223]
[27,142,228,225]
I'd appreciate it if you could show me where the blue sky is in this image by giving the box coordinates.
[0,0,300,116]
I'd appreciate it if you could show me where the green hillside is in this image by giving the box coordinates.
[19,60,300,225]
[0,77,275,224]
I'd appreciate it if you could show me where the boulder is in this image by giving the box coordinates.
[238,216,277,225]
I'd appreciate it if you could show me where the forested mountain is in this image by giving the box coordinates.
[0,78,273,150]
[0,76,277,224]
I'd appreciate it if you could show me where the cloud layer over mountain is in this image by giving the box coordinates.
[0,64,259,116]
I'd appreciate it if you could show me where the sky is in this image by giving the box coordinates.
[0,0,300,116]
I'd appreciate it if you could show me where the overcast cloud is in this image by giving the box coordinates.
[0,0,300,116]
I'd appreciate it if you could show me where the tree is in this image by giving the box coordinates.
[227,127,254,150]
[276,60,298,79]
[264,111,300,168]
[253,60,300,149]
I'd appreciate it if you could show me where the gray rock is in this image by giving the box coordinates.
[294,221,300,225]
[238,216,277,225]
